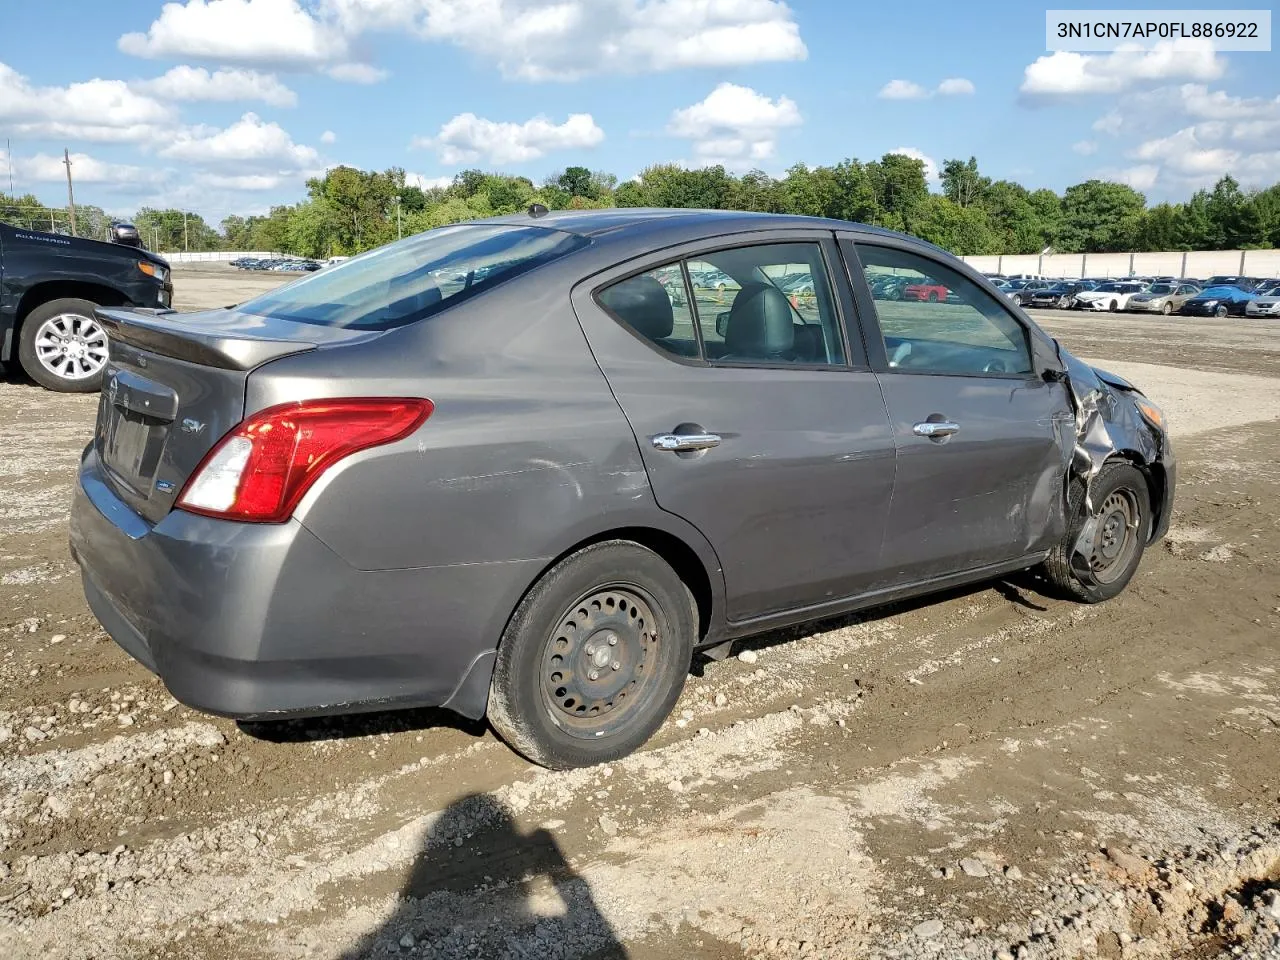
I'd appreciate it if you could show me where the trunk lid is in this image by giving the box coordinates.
[92,306,377,525]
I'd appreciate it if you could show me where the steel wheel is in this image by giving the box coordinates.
[1088,489,1141,585]
[540,586,663,739]
[33,313,108,382]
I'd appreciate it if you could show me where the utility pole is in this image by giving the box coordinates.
[5,138,12,197]
[184,211,189,252]
[63,149,77,236]
[395,197,402,240]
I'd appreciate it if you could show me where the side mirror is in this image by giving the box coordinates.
[715,311,731,339]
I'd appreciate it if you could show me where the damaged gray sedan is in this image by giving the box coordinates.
[69,209,1174,770]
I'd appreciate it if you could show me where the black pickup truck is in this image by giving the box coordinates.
[0,223,173,392]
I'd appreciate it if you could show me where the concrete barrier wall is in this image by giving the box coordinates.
[959,249,1280,279]
[159,251,283,263]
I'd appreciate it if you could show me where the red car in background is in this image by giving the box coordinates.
[904,280,949,302]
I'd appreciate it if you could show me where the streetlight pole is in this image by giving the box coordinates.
[62,148,77,236]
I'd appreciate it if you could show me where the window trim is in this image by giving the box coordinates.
[589,233,865,372]
[839,236,1040,382]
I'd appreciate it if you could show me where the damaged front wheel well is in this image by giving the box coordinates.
[1108,451,1166,541]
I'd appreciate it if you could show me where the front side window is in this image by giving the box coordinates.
[688,242,845,366]
[857,244,1033,377]
[238,224,588,330]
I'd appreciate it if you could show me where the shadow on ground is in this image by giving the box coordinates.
[340,792,627,959]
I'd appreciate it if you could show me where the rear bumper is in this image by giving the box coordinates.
[70,448,543,721]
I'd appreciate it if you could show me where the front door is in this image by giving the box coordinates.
[572,235,897,623]
[842,238,1073,586]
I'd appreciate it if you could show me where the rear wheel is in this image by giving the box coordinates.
[487,541,696,769]
[1041,462,1151,603]
[18,298,109,392]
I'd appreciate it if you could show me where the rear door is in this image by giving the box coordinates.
[572,233,897,624]
[839,235,1073,586]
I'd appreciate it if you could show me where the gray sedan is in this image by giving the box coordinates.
[69,209,1175,769]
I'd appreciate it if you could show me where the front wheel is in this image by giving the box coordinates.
[1108,300,1119,312]
[1041,462,1151,603]
[17,298,109,392]
[1160,301,1172,315]
[487,541,696,769]
[1214,305,1229,318]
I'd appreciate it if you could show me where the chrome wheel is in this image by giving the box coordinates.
[540,586,662,739]
[1089,489,1141,584]
[33,313,108,381]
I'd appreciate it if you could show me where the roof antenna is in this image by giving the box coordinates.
[528,203,548,218]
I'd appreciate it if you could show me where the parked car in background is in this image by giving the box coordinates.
[903,279,949,302]
[1024,281,1097,310]
[1180,284,1257,317]
[1202,275,1256,290]
[870,275,913,300]
[1245,284,1280,317]
[68,208,1174,769]
[1072,281,1149,312]
[1001,278,1054,306]
[0,222,172,392]
[1125,282,1201,315]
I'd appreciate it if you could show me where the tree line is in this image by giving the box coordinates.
[3,155,1279,258]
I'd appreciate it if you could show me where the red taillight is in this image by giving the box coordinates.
[177,398,433,523]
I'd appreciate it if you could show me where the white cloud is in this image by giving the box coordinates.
[887,146,939,185]
[382,0,808,80]
[936,77,975,96]
[0,61,175,143]
[320,130,337,145]
[406,172,454,190]
[193,172,288,190]
[160,112,321,169]
[1020,40,1224,97]
[1116,165,1160,191]
[122,0,805,82]
[878,80,929,101]
[879,76,974,100]
[324,62,388,83]
[1072,140,1098,155]
[1089,80,1280,193]
[667,82,801,168]
[134,65,297,106]
[9,151,169,189]
[120,0,349,65]
[414,112,604,165]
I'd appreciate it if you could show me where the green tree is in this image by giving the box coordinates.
[1134,203,1185,251]
[1057,180,1145,252]
[940,157,989,208]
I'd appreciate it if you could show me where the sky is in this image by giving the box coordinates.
[1,0,1278,226]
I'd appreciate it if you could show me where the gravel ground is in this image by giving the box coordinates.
[1,265,1278,960]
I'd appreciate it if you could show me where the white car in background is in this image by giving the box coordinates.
[1245,284,1280,317]
[1072,281,1149,312]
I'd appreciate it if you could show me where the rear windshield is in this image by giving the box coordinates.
[236,224,588,330]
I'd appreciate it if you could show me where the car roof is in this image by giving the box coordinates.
[483,207,947,254]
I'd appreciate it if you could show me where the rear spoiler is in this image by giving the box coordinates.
[96,307,315,371]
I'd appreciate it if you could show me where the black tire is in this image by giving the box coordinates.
[17,298,108,392]
[487,541,696,769]
[1041,461,1152,603]
[1108,300,1118,312]
[927,291,939,303]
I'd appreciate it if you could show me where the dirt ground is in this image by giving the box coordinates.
[1,264,1279,960]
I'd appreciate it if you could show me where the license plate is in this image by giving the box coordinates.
[101,407,164,495]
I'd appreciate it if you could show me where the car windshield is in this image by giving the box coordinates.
[1094,283,1125,292]
[1041,284,1073,293]
[1147,284,1175,294]
[1261,285,1280,297]
[236,224,588,330]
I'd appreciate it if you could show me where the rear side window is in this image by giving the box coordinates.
[597,241,846,367]
[597,266,699,359]
[237,224,588,330]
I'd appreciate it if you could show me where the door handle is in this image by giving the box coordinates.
[913,421,961,439]
[651,432,722,452]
